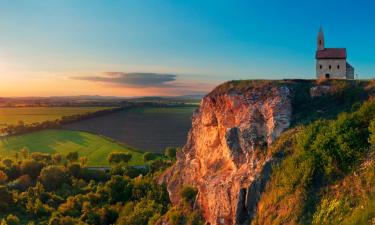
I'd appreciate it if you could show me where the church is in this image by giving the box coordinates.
[316,27,355,79]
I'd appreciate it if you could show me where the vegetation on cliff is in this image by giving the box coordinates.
[252,97,375,225]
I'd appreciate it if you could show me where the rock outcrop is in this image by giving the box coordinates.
[160,83,292,225]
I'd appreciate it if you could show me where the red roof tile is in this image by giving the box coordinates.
[316,48,347,59]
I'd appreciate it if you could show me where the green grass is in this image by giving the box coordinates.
[0,129,143,166]
[0,107,113,128]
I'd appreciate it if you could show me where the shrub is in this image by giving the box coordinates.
[180,186,198,204]
[108,152,132,165]
[39,166,69,191]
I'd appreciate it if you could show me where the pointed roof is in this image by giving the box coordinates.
[316,48,347,59]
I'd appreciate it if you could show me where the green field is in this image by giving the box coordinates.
[0,129,143,166]
[0,107,113,128]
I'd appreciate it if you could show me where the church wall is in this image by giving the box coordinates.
[316,59,347,79]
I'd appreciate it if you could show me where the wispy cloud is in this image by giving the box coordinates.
[71,72,179,88]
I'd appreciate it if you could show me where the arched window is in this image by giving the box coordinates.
[319,65,322,69]
[329,65,332,70]
[337,65,340,69]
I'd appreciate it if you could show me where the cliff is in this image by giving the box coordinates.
[160,79,374,225]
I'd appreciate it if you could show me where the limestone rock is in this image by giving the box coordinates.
[159,84,292,225]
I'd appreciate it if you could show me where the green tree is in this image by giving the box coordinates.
[143,152,157,162]
[108,152,132,165]
[20,159,43,179]
[66,152,79,163]
[165,147,177,158]
[39,166,69,191]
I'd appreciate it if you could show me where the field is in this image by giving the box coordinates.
[0,107,113,128]
[64,106,197,153]
[0,129,143,166]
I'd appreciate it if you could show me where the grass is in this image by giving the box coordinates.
[0,129,144,166]
[0,107,113,128]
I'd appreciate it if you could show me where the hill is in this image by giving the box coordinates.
[0,129,143,166]
[160,79,375,225]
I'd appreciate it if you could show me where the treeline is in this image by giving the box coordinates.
[0,148,204,224]
[1,102,194,137]
[0,107,124,136]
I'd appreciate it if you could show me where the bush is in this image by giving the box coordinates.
[108,152,132,165]
[39,166,69,191]
[180,186,198,204]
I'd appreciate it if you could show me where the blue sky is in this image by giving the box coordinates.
[0,0,374,96]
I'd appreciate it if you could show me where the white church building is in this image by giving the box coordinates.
[316,27,354,79]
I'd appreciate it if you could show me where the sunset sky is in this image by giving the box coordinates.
[0,0,374,97]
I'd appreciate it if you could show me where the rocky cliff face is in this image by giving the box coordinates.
[160,83,292,225]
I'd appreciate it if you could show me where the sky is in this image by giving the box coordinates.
[0,0,374,97]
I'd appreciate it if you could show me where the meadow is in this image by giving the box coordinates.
[0,107,113,128]
[64,106,197,153]
[0,129,143,166]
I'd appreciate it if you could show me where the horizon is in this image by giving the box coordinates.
[1,0,375,97]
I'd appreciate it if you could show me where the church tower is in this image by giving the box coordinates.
[317,27,325,50]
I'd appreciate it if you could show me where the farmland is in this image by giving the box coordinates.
[64,106,197,153]
[0,129,143,166]
[0,107,114,128]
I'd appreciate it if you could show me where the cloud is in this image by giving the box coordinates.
[71,72,178,88]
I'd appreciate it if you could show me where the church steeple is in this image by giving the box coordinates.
[317,26,325,50]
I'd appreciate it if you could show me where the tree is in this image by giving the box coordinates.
[2,158,13,168]
[66,152,79,163]
[20,147,29,160]
[143,152,157,162]
[0,170,8,184]
[52,153,62,164]
[39,166,69,191]
[0,186,13,210]
[31,152,52,162]
[1,214,20,225]
[108,152,132,165]
[20,159,43,179]
[165,147,177,158]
